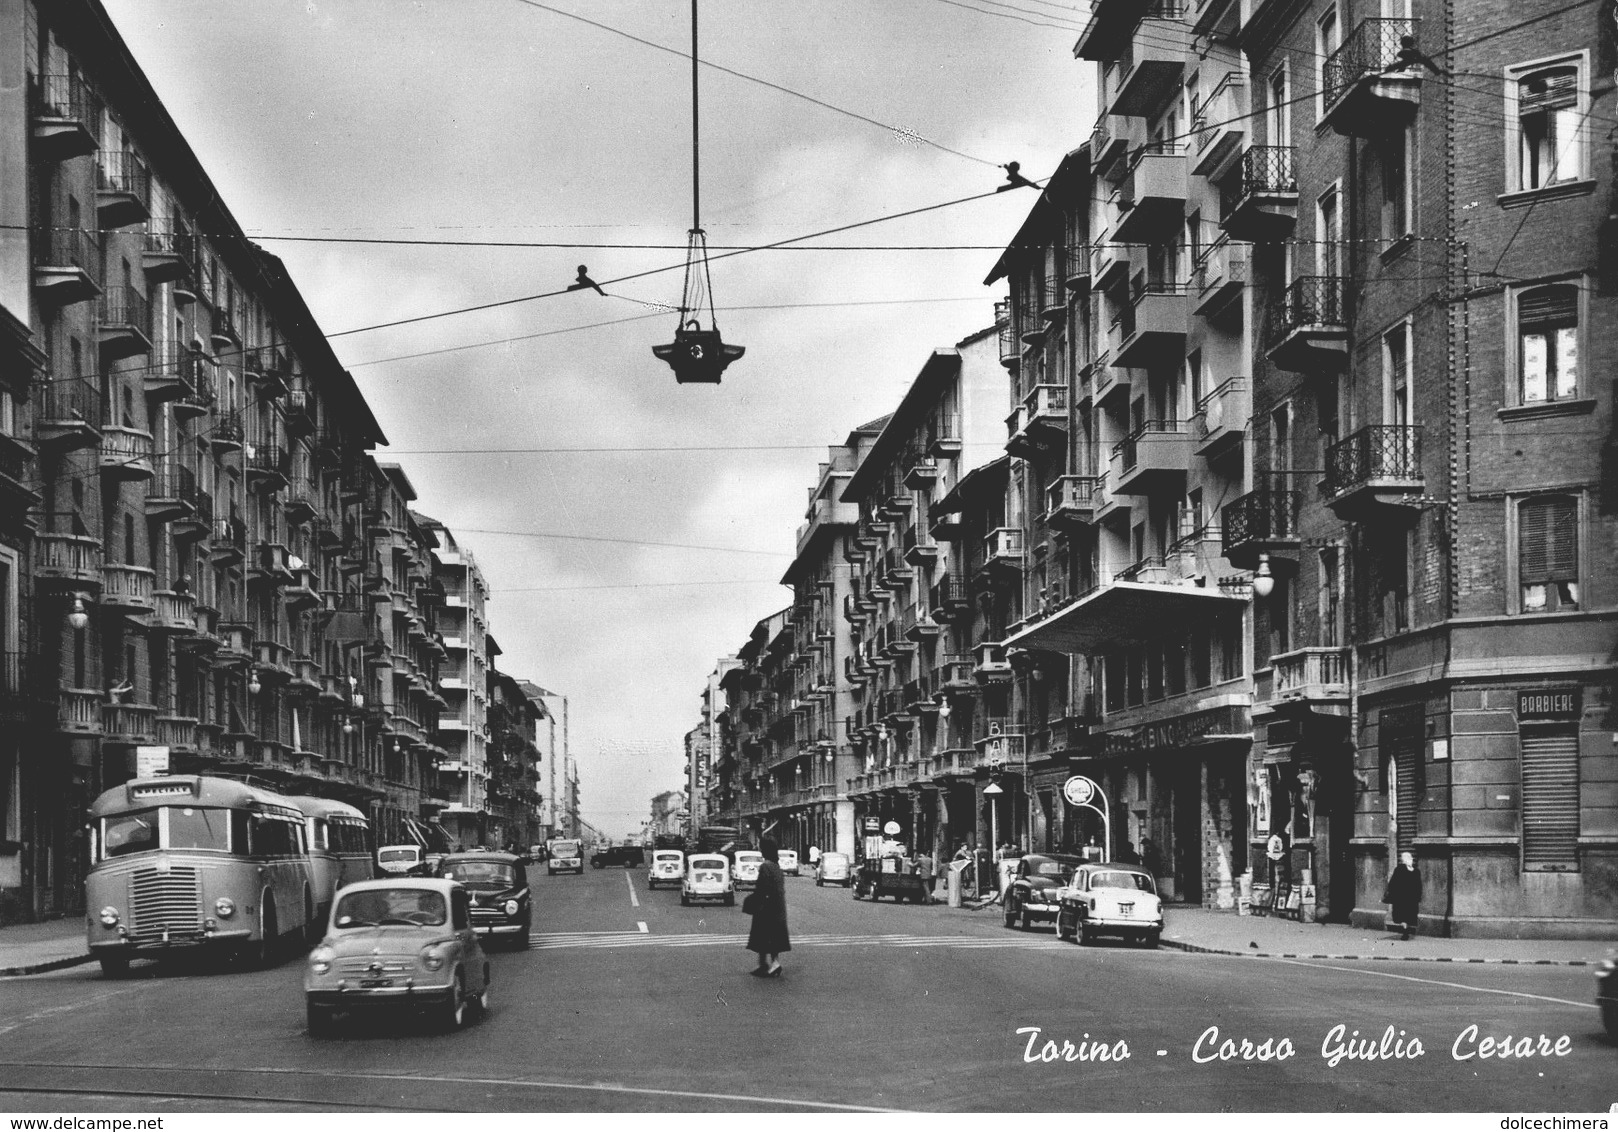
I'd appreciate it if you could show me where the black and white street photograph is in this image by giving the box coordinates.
[0,0,1615,1118]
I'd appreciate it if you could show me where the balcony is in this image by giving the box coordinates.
[1322,425,1424,523]
[244,345,292,400]
[284,567,321,612]
[1108,14,1191,117]
[142,220,195,285]
[210,309,241,352]
[98,425,154,482]
[285,388,316,436]
[1065,237,1092,290]
[1113,281,1188,368]
[1321,18,1422,138]
[1006,568,1246,654]
[245,444,290,492]
[1113,145,1188,243]
[903,454,939,490]
[995,300,1020,370]
[96,152,151,228]
[1220,146,1297,241]
[1074,0,1147,60]
[284,476,319,523]
[1090,355,1129,411]
[149,588,196,634]
[58,688,103,735]
[1046,475,1102,530]
[1089,115,1131,181]
[35,376,102,451]
[30,74,100,162]
[172,355,215,420]
[936,655,975,693]
[973,642,1013,684]
[0,445,39,518]
[103,702,159,745]
[32,226,101,306]
[209,408,244,454]
[34,533,103,589]
[155,715,198,753]
[101,564,155,612]
[1091,232,1131,290]
[979,527,1023,576]
[1191,377,1247,460]
[143,343,194,403]
[1267,647,1351,715]
[1006,385,1066,457]
[906,600,943,641]
[881,547,914,589]
[1192,71,1247,178]
[1266,276,1347,371]
[927,414,962,458]
[934,577,973,622]
[902,524,938,568]
[254,638,295,685]
[215,621,254,666]
[97,286,152,362]
[1192,239,1249,319]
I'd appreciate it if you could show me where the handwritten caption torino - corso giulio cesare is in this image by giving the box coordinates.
[1016,1024,1576,1067]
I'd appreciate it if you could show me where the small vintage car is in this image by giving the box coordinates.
[1055,862,1164,947]
[375,844,424,876]
[438,851,530,949]
[732,849,764,889]
[648,849,685,889]
[816,851,852,887]
[591,844,646,869]
[304,878,490,1035]
[1597,957,1618,1040]
[776,849,800,876]
[1003,853,1084,930]
[545,839,584,875]
[681,853,734,906]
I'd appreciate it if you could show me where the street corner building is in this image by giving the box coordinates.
[690,0,1618,938]
[0,0,560,924]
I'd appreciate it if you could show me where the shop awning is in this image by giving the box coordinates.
[1005,580,1246,654]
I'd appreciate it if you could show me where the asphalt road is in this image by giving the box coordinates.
[0,866,1611,1112]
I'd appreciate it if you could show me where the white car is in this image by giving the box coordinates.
[777,849,799,876]
[1055,863,1164,947]
[681,854,734,906]
[648,850,685,889]
[733,850,764,888]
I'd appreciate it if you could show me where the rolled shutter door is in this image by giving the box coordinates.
[1521,728,1579,870]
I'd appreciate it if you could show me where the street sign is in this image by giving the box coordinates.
[1062,775,1096,807]
[882,820,901,836]
[864,817,881,832]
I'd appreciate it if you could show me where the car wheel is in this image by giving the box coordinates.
[1003,900,1017,929]
[476,983,492,1018]
[98,954,130,978]
[724,893,734,907]
[816,877,823,887]
[1143,930,1160,949]
[306,1000,335,1038]
[1021,906,1033,931]
[1602,1002,1618,1042]
[681,894,690,906]
[439,976,467,1031]
[517,917,532,950]
[1055,913,1073,942]
[1078,921,1093,946]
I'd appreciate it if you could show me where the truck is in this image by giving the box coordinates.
[545,838,584,875]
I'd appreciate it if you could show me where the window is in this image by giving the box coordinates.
[1316,6,1341,120]
[1511,62,1583,192]
[1514,284,1580,404]
[1317,184,1341,277]
[1381,127,1411,240]
[1517,495,1579,613]
[1384,321,1412,428]
[1268,66,1289,149]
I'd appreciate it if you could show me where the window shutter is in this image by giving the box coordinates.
[1517,285,1576,327]
[1520,496,1577,583]
[1521,727,1579,870]
[1519,68,1577,112]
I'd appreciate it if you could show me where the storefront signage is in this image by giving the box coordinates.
[1062,776,1096,806]
[1092,705,1252,758]
[1516,687,1581,721]
[135,746,170,779]
[864,817,881,832]
[883,820,902,836]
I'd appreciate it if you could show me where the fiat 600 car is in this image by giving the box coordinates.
[732,849,764,889]
[1055,862,1163,947]
[648,849,685,889]
[681,853,734,906]
[304,878,490,1035]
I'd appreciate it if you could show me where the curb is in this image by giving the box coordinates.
[0,953,96,978]
[1158,938,1594,966]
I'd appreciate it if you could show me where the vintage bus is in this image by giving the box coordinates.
[86,775,319,975]
[287,795,373,925]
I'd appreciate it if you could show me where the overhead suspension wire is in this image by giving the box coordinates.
[922,0,1083,32]
[447,526,787,558]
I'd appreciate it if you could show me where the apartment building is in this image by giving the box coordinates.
[486,668,544,849]
[691,659,735,834]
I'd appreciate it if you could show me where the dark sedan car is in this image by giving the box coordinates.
[1002,853,1085,931]
[437,851,531,949]
[590,845,646,868]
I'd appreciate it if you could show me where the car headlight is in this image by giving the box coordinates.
[214,897,236,918]
[99,906,120,928]
[503,899,520,916]
[308,945,335,975]
[420,945,447,971]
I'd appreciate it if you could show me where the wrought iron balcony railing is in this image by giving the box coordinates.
[1323,17,1418,107]
[1324,425,1422,496]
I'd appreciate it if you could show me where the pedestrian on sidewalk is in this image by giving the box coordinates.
[914,849,935,903]
[744,836,791,977]
[1383,850,1422,940]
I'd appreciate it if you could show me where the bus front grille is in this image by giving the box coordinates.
[128,866,203,940]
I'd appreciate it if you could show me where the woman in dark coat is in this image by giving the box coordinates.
[1384,850,1422,940]
[745,837,791,976]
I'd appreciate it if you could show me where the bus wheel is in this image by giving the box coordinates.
[251,901,279,968]
[98,955,130,978]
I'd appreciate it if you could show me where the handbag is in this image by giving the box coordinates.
[741,891,759,915]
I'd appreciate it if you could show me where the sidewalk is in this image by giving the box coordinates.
[0,918,93,977]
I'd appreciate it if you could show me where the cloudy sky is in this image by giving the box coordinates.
[102,0,1092,838]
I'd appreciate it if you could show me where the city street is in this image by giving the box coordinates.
[0,867,1611,1113]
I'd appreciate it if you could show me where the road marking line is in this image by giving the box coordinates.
[637,921,648,933]
[0,984,151,1038]
[1262,956,1597,1009]
[625,871,639,908]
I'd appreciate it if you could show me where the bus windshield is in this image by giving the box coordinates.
[100,807,232,860]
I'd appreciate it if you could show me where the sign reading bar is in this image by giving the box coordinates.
[1517,687,1581,721]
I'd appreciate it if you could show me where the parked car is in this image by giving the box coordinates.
[375,844,424,877]
[1597,958,1618,1040]
[777,849,799,876]
[591,845,647,868]
[816,851,852,887]
[1055,862,1163,947]
[438,851,530,949]
[304,878,490,1035]
[1003,853,1084,931]
[681,853,734,906]
[733,849,764,889]
[648,850,685,889]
